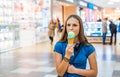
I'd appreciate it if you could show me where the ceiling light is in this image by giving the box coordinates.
[116,8,120,10]
[115,10,120,12]
[79,1,87,7]
[110,0,120,2]
[108,2,114,5]
[66,0,74,3]
[115,8,120,12]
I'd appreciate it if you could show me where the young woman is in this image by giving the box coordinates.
[54,14,98,77]
[48,19,55,45]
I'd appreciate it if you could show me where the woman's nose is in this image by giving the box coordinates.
[70,25,73,30]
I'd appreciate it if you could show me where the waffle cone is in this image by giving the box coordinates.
[68,38,74,44]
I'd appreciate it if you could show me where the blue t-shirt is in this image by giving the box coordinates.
[54,42,95,77]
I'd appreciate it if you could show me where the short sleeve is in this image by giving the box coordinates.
[86,45,95,57]
[54,42,62,54]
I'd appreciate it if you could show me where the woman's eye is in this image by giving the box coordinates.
[73,24,77,27]
[67,24,71,26]
[67,24,78,27]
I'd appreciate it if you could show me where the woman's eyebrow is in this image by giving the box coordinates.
[73,23,77,25]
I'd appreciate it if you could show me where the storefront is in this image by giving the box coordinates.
[13,0,51,47]
[76,1,110,43]
[53,0,77,24]
[76,0,87,22]
[0,0,20,52]
[0,0,51,52]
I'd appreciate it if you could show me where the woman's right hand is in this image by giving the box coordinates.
[65,44,75,58]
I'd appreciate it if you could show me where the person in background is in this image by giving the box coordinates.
[109,20,117,45]
[56,18,62,35]
[55,18,59,29]
[118,18,120,32]
[61,25,64,32]
[58,19,62,33]
[48,19,55,45]
[97,18,102,22]
[54,14,98,77]
[102,17,108,45]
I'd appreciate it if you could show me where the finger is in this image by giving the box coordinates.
[68,45,74,49]
[73,44,75,47]
[67,44,71,48]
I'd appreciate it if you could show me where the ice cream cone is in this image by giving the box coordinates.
[68,38,74,44]
[67,31,75,44]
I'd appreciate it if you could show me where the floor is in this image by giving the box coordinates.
[0,41,120,77]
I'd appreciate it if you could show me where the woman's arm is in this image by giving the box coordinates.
[54,44,74,76]
[54,52,69,76]
[67,52,98,77]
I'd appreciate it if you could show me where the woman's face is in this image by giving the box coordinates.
[66,17,80,37]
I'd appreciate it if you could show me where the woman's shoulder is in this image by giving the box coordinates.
[54,41,67,49]
[54,41,67,54]
[55,41,67,45]
[83,43,95,50]
[83,43,95,57]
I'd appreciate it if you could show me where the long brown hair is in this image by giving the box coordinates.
[59,14,89,44]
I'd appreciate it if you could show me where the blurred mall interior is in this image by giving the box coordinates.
[0,0,120,77]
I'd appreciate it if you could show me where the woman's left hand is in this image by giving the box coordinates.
[67,65,76,74]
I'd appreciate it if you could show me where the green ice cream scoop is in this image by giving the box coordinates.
[67,31,75,38]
